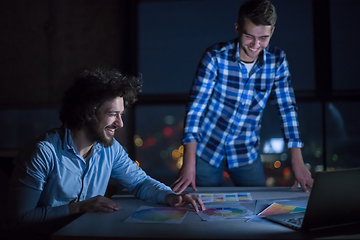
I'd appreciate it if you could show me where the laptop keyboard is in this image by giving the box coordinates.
[285,217,304,226]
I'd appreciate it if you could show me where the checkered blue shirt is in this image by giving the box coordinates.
[183,38,303,168]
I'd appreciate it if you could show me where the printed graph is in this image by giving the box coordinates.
[197,204,253,221]
[125,206,188,224]
[258,203,306,217]
[195,193,252,203]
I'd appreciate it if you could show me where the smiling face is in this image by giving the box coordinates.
[236,18,274,63]
[86,97,124,147]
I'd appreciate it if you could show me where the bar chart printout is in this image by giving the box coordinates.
[195,193,252,203]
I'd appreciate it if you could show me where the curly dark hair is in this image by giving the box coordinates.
[59,68,142,130]
[238,0,277,29]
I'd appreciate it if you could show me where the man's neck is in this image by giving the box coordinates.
[71,129,94,158]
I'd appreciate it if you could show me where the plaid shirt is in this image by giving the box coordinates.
[183,38,303,168]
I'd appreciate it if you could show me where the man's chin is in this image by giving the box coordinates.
[97,135,114,148]
[102,138,114,148]
[102,142,113,148]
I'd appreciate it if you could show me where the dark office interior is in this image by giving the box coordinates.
[1,0,360,234]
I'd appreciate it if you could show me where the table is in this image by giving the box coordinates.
[52,187,360,240]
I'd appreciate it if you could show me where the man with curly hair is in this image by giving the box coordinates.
[8,68,204,236]
[171,0,313,193]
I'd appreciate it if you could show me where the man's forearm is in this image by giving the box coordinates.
[8,185,69,226]
[290,147,303,164]
[183,142,197,166]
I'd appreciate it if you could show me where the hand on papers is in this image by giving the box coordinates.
[68,195,121,214]
[165,193,205,212]
[290,148,314,192]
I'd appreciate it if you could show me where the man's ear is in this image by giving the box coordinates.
[270,26,275,37]
[235,22,241,36]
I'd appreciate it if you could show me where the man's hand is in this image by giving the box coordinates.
[165,193,205,212]
[171,142,198,194]
[290,148,314,192]
[68,195,121,214]
[171,163,197,194]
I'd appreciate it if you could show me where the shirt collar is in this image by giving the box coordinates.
[62,127,102,154]
[63,128,77,153]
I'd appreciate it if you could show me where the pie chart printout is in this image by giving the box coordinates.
[125,206,188,223]
[197,204,253,221]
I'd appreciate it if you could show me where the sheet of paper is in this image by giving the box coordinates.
[254,197,309,215]
[194,193,252,203]
[197,203,253,221]
[246,198,308,224]
[125,206,188,224]
[257,203,306,217]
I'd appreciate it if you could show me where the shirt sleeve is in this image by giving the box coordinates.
[273,52,304,148]
[7,142,70,227]
[7,182,69,227]
[183,49,218,144]
[110,145,174,205]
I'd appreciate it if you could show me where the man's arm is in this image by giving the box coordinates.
[110,144,174,205]
[8,141,122,227]
[171,142,197,194]
[68,195,120,214]
[8,143,71,226]
[8,179,121,227]
[7,183,69,226]
[273,51,314,191]
[171,49,218,193]
[290,148,313,192]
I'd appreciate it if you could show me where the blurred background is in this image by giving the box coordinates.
[1,0,360,188]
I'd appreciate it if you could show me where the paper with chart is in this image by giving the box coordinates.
[125,206,188,224]
[194,192,252,203]
[246,198,308,224]
[197,203,253,221]
[258,202,306,216]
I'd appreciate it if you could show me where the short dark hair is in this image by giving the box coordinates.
[59,68,142,130]
[238,0,277,29]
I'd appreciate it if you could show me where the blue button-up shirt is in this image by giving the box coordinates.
[183,39,303,168]
[10,127,173,223]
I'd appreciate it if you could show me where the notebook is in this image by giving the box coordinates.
[265,168,360,230]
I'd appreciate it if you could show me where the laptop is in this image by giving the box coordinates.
[265,168,360,230]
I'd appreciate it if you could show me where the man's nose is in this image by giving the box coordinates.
[115,114,123,128]
[252,38,261,48]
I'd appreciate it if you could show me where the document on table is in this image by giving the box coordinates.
[255,197,309,215]
[197,203,253,221]
[257,202,306,216]
[124,206,188,224]
[246,197,309,224]
[194,192,252,203]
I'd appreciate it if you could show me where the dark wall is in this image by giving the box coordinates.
[0,0,131,106]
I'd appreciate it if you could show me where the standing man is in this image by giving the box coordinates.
[8,69,204,236]
[171,0,313,193]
